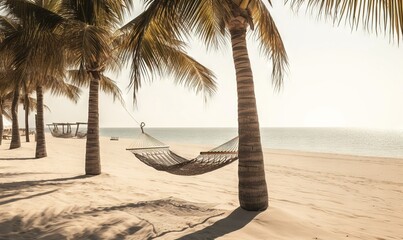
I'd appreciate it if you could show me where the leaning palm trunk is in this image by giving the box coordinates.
[229,17,268,211]
[24,91,30,142]
[10,86,21,149]
[85,73,101,175]
[0,100,3,146]
[35,86,47,158]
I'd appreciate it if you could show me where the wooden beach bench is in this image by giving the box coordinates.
[110,136,119,141]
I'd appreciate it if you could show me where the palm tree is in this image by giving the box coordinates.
[60,0,217,175]
[23,83,30,142]
[0,9,41,149]
[286,0,403,42]
[0,18,8,146]
[0,10,33,150]
[54,0,136,175]
[21,81,33,142]
[0,1,76,155]
[121,0,288,211]
[0,96,6,145]
[0,93,5,145]
[2,0,215,170]
[0,85,51,146]
[22,0,75,159]
[9,78,21,149]
[33,74,80,158]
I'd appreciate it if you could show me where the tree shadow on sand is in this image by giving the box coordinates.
[0,214,144,240]
[0,189,58,206]
[0,175,96,207]
[0,172,52,178]
[175,207,261,240]
[0,197,226,240]
[0,175,93,191]
[0,157,36,160]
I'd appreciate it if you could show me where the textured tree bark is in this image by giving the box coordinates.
[0,99,3,146]
[24,84,30,142]
[10,86,21,149]
[35,86,47,158]
[85,72,101,175]
[229,17,268,211]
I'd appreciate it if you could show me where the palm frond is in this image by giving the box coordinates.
[156,43,217,100]
[60,0,133,27]
[64,23,112,71]
[0,91,13,109]
[185,0,231,50]
[2,107,12,120]
[250,0,289,90]
[0,71,14,94]
[0,0,65,30]
[67,69,123,104]
[42,75,81,103]
[67,69,91,88]
[99,75,124,105]
[0,3,66,82]
[33,0,62,11]
[18,95,39,112]
[286,0,403,42]
[138,0,230,49]
[119,0,217,102]
[0,15,19,34]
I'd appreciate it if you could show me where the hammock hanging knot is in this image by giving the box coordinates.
[140,122,146,133]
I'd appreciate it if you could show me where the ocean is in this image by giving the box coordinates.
[99,127,403,159]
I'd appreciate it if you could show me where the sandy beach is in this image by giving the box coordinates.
[0,134,402,240]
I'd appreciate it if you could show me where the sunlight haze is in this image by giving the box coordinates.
[21,2,403,129]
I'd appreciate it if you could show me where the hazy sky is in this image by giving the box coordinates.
[9,2,403,129]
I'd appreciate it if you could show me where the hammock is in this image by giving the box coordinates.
[47,122,87,138]
[126,131,239,176]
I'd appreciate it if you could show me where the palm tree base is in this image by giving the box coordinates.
[10,139,21,149]
[35,152,47,158]
[85,171,101,176]
[239,184,269,211]
[239,201,268,211]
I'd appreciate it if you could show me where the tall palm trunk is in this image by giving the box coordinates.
[35,86,47,158]
[24,82,30,142]
[0,99,3,146]
[85,72,101,175]
[10,86,21,149]
[229,17,268,211]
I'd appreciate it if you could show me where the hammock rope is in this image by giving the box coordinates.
[126,124,239,176]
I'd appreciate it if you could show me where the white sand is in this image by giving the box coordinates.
[0,134,402,239]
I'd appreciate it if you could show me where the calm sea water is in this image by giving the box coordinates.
[99,128,403,159]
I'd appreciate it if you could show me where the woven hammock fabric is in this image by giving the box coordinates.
[127,133,239,176]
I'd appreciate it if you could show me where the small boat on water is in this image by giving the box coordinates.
[47,122,87,138]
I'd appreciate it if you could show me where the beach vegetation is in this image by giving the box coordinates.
[60,0,217,175]
[0,0,216,174]
[0,2,79,157]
